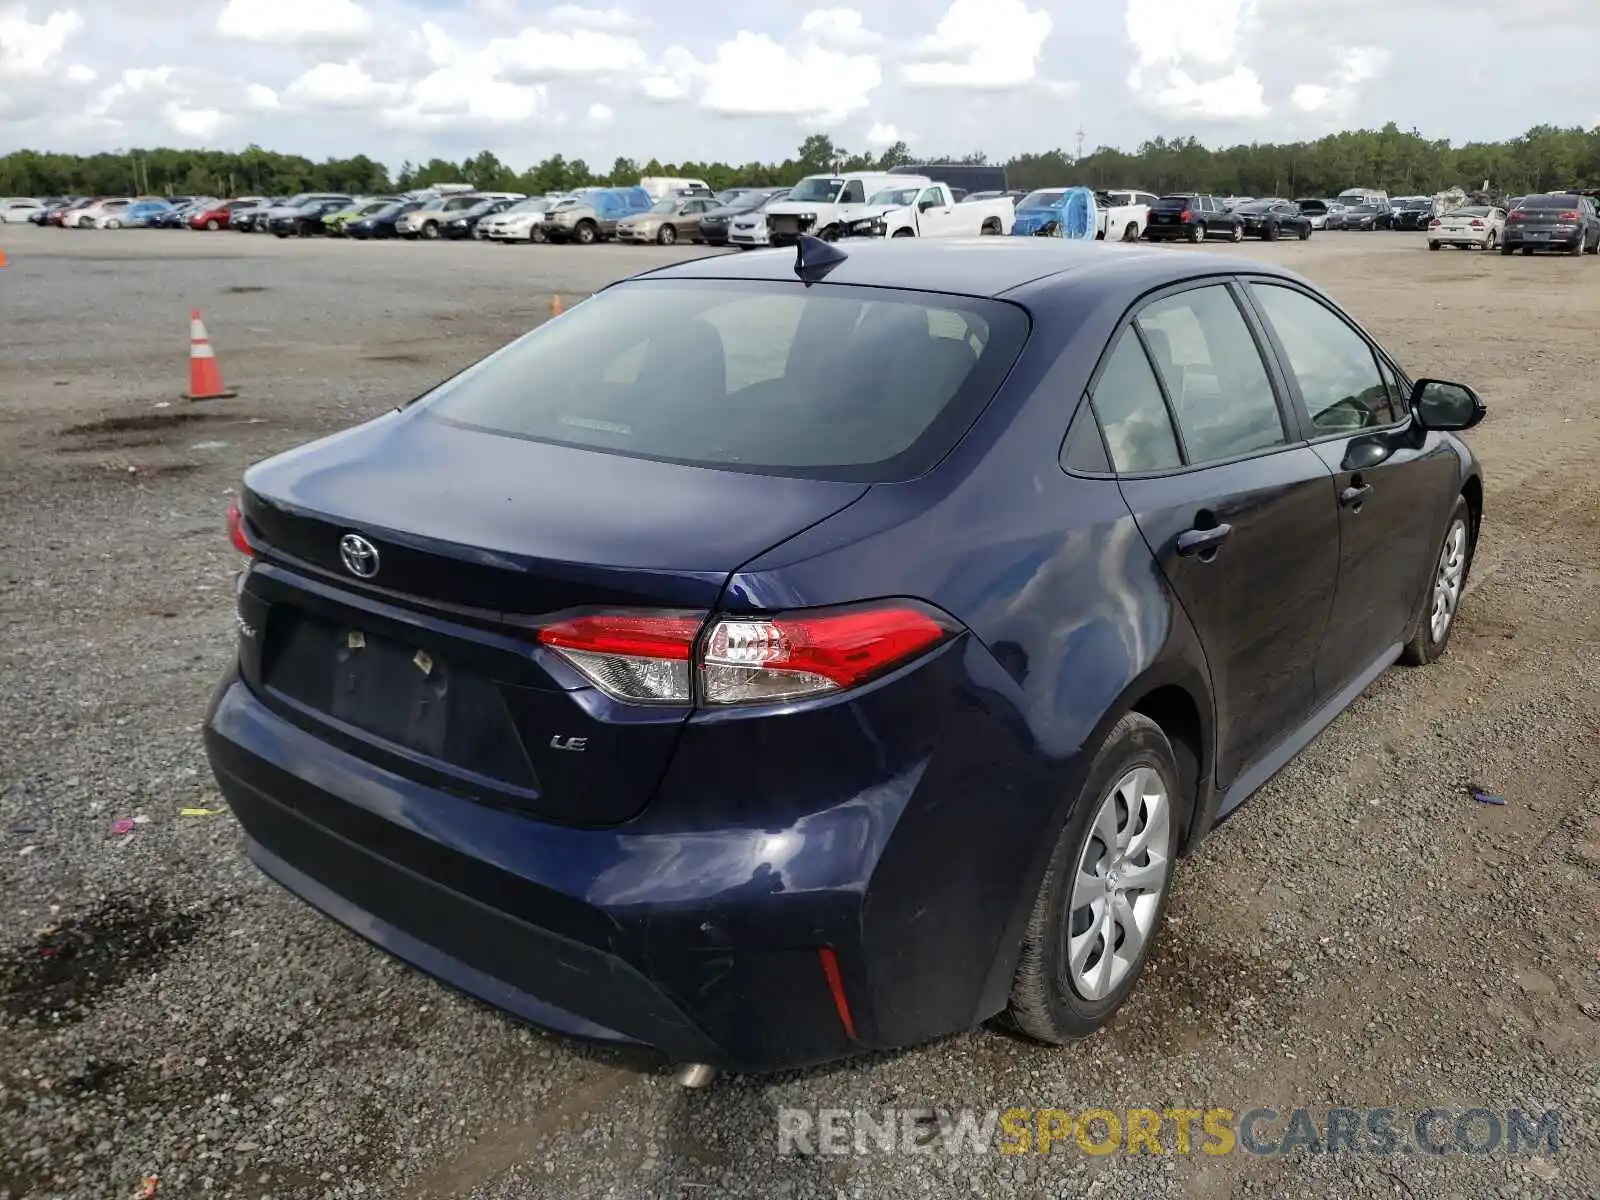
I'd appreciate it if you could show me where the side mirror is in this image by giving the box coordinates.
[918,199,938,212]
[1411,379,1485,431]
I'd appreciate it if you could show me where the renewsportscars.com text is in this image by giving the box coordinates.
[777,1106,1563,1158]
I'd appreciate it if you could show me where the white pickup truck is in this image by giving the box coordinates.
[1096,189,1158,241]
[837,182,1014,239]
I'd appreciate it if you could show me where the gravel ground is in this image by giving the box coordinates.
[1,225,1596,1200]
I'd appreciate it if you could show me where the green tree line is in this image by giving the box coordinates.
[3,123,1598,202]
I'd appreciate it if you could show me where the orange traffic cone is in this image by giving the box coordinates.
[185,309,236,400]
[550,294,563,317]
[0,246,9,270]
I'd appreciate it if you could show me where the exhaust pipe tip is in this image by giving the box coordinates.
[674,1063,719,1089]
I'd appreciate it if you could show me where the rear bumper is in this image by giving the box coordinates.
[204,621,1054,1071]
[1502,230,1582,250]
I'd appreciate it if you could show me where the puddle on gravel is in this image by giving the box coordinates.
[0,893,206,1025]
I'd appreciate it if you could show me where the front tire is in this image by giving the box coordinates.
[421,221,439,241]
[1229,223,1243,242]
[1401,497,1473,667]
[657,224,676,245]
[1004,712,1180,1043]
[206,219,220,231]
[1501,244,1515,255]
[1298,224,1311,240]
[573,221,597,245]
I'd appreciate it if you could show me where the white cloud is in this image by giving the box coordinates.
[543,5,639,31]
[64,62,95,83]
[1125,0,1270,118]
[698,20,882,123]
[864,121,900,148]
[244,82,279,109]
[902,0,1052,89]
[587,100,613,122]
[799,8,882,52]
[1149,65,1268,119]
[165,101,224,139]
[639,45,697,101]
[1291,83,1331,112]
[215,0,372,44]
[0,4,84,77]
[285,61,402,109]
[491,26,647,80]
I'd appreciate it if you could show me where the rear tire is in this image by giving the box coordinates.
[1429,241,1441,251]
[1298,224,1311,240]
[1004,712,1181,1043]
[206,219,220,231]
[1484,232,1497,250]
[1401,496,1473,667]
[1500,244,1514,255]
[1229,224,1243,242]
[891,228,915,238]
[1188,222,1205,244]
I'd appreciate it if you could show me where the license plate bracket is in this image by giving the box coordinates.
[330,630,450,757]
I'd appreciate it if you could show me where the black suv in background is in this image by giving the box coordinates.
[1143,194,1244,243]
[1390,198,1434,230]
[1501,193,1600,255]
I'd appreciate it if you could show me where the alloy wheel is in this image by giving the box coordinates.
[1063,766,1172,1001]
[1430,518,1468,643]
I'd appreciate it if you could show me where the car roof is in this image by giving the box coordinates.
[635,238,1309,301]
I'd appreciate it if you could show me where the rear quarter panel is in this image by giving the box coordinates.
[714,282,1215,1037]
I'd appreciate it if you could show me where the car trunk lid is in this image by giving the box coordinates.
[237,409,868,825]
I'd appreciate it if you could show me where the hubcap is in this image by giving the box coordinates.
[1430,519,1468,642]
[1063,766,1172,1002]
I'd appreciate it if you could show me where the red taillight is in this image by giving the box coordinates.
[1506,211,1523,221]
[1469,219,1484,228]
[1178,209,1192,221]
[1428,219,1441,228]
[1559,210,1579,220]
[226,501,253,556]
[537,603,955,706]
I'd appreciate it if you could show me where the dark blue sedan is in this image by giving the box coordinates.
[205,239,1486,1074]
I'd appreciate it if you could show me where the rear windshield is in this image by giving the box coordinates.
[1154,196,1195,210]
[417,280,1030,482]
[1520,195,1579,209]
[1018,190,1065,209]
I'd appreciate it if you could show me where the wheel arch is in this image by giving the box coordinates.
[970,650,1217,1022]
[1460,471,1484,550]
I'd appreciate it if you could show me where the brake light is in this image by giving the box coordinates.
[1559,210,1580,220]
[1470,219,1484,228]
[1506,211,1522,221]
[537,603,956,706]
[1179,209,1192,221]
[1428,219,1441,228]
[226,501,253,556]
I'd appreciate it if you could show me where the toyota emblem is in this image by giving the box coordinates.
[339,533,380,579]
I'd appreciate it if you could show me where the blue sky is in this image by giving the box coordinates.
[2,0,1597,172]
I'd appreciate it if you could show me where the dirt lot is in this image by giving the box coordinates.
[1,225,1596,1200]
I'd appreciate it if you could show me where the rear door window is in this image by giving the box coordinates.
[1133,286,1286,464]
[418,280,1029,482]
[1088,332,1182,472]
